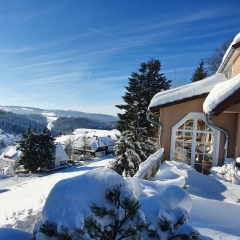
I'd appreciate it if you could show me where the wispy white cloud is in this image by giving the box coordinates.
[86,27,161,52]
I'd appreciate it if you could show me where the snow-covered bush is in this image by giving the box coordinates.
[216,158,240,184]
[33,168,199,240]
[140,185,200,240]
[3,166,14,175]
[33,168,147,240]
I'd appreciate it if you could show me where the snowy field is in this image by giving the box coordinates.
[0,156,240,239]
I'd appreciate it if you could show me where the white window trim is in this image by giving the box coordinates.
[170,112,220,167]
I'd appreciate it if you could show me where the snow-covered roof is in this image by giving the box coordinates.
[203,73,240,115]
[148,73,227,112]
[55,143,69,160]
[74,135,114,150]
[217,32,240,74]
[0,145,22,162]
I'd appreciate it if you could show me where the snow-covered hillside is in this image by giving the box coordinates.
[0,157,240,239]
[0,105,118,122]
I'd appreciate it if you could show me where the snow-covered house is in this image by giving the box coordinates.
[147,33,240,174]
[54,143,69,168]
[0,145,22,169]
[74,135,114,157]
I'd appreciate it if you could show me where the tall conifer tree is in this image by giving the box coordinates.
[20,127,55,172]
[116,59,171,137]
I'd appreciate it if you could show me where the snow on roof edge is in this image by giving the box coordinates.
[203,73,240,114]
[148,73,227,110]
[217,32,240,73]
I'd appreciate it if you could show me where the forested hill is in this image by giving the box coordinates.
[0,106,118,123]
[0,110,47,134]
[0,110,114,136]
[52,117,112,135]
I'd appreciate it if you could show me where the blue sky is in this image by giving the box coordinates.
[0,1,239,116]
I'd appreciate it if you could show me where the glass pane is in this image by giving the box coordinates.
[197,119,205,131]
[203,156,213,174]
[176,131,184,140]
[206,133,214,144]
[174,150,191,164]
[178,123,185,130]
[185,119,194,130]
[196,144,205,154]
[196,133,204,142]
[184,131,193,141]
[175,140,184,150]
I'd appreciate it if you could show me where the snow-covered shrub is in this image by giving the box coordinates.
[216,158,240,184]
[3,166,14,175]
[33,168,147,240]
[140,185,200,240]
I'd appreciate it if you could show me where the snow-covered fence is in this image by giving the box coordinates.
[134,148,164,180]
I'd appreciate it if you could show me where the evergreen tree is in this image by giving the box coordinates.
[20,127,56,172]
[191,59,208,82]
[116,58,171,137]
[109,130,141,177]
[109,124,155,177]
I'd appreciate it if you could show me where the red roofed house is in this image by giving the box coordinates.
[147,33,240,174]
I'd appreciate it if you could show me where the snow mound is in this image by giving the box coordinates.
[0,228,32,240]
[211,158,240,184]
[34,168,128,239]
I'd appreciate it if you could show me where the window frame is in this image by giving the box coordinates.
[170,112,220,168]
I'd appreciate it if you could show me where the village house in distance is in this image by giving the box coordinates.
[73,134,115,158]
[0,143,69,172]
[147,33,240,174]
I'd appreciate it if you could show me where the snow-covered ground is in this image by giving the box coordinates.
[0,156,240,239]
[41,112,58,130]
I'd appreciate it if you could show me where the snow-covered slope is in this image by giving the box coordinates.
[0,158,240,239]
[0,105,118,122]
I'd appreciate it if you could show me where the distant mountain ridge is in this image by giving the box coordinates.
[0,106,118,122]
[0,106,118,135]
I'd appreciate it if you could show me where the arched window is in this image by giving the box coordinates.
[170,113,220,174]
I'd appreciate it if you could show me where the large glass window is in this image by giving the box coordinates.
[171,113,219,174]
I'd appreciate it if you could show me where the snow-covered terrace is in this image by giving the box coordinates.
[148,73,227,112]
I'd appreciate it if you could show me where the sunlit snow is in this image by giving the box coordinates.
[0,157,240,239]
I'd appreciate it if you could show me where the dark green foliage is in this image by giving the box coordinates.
[147,208,200,240]
[40,221,73,240]
[158,215,172,231]
[116,58,171,137]
[80,185,147,240]
[19,127,56,173]
[191,59,208,82]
